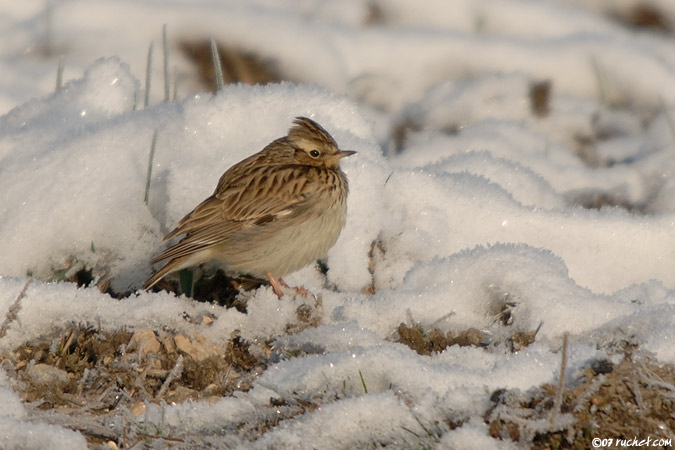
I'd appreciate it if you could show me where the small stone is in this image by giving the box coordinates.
[590,358,614,375]
[130,401,146,418]
[174,332,219,361]
[30,364,70,385]
[164,385,196,404]
[201,315,214,326]
[159,333,176,354]
[130,330,161,358]
[147,358,162,371]
[146,368,168,379]
[510,330,537,351]
[453,327,486,347]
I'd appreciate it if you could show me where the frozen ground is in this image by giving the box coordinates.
[1,0,675,448]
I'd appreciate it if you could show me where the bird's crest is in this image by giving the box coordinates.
[288,117,338,149]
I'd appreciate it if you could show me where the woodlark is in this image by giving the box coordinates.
[143,117,355,296]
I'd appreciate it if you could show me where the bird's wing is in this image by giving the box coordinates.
[218,164,317,223]
[152,165,319,264]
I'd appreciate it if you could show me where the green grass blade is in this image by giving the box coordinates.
[179,269,194,297]
[144,130,158,205]
[210,38,225,92]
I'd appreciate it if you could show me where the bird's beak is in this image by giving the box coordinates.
[337,150,357,159]
[327,149,356,166]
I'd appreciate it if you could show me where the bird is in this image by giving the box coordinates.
[143,117,356,297]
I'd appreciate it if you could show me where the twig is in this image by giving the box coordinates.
[629,358,645,411]
[0,278,33,339]
[29,409,119,441]
[573,373,606,413]
[636,360,675,396]
[157,354,183,398]
[77,368,91,396]
[549,333,568,427]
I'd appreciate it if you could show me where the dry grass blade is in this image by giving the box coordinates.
[145,41,154,108]
[629,356,645,411]
[44,0,55,57]
[549,333,568,427]
[0,278,33,339]
[55,57,65,92]
[659,97,675,146]
[162,24,170,102]
[529,80,552,117]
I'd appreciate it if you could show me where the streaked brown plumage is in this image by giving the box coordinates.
[143,117,355,296]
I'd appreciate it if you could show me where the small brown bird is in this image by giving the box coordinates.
[143,117,355,296]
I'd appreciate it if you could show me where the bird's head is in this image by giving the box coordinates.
[287,117,356,169]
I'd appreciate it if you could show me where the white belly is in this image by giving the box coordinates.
[218,199,347,278]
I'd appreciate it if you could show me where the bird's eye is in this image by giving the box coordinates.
[309,149,320,158]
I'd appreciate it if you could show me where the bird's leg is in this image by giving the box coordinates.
[267,272,284,298]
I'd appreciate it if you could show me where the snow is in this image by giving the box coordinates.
[0,364,87,449]
[2,0,675,447]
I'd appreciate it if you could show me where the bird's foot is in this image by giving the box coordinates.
[267,273,312,299]
[267,272,284,298]
[279,277,312,298]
